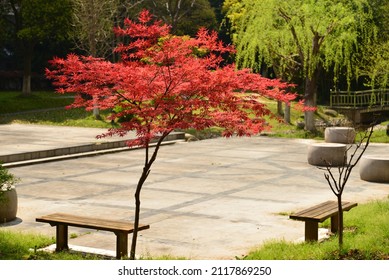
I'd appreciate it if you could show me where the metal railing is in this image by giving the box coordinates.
[330,89,389,108]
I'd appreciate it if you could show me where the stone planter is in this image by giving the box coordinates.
[324,127,356,144]
[0,188,18,223]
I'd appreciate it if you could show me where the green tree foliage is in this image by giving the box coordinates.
[224,0,376,131]
[0,0,73,95]
[358,41,389,89]
[357,0,389,89]
[369,0,389,41]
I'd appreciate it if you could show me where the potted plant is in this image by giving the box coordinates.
[0,164,19,223]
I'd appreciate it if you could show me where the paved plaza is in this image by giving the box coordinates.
[1,124,388,259]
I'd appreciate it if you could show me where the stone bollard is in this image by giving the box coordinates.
[359,155,389,183]
[307,143,347,167]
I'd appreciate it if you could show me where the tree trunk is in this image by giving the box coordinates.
[22,43,34,96]
[304,102,315,132]
[303,32,322,132]
[284,102,291,124]
[337,195,344,251]
[89,16,101,120]
[93,97,101,120]
[303,71,319,132]
[129,133,169,259]
[277,101,283,116]
[130,166,148,260]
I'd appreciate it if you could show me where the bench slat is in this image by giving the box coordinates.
[290,201,357,222]
[36,213,150,233]
[292,201,340,219]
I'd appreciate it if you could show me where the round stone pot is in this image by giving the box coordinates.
[0,188,18,223]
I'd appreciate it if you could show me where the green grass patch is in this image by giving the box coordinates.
[0,230,53,260]
[0,107,112,128]
[0,230,114,260]
[0,91,113,128]
[0,91,73,114]
[244,198,389,260]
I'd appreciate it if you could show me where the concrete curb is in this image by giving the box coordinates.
[2,131,185,167]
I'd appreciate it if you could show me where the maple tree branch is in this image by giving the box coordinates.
[145,142,149,166]
[115,91,135,105]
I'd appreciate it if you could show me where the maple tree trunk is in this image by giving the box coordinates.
[130,163,149,260]
[129,133,169,260]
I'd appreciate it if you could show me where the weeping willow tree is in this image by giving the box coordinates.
[224,0,376,131]
[357,41,389,89]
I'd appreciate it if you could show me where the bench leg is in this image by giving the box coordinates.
[331,215,338,233]
[305,220,319,241]
[56,224,69,251]
[115,232,128,259]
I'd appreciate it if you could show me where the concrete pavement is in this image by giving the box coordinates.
[1,124,388,259]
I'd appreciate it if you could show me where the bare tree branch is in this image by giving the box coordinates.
[319,124,375,251]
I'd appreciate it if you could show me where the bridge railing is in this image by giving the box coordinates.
[330,89,389,108]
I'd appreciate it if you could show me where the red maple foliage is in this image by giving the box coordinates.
[46,10,297,259]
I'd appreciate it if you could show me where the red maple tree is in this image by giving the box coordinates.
[46,10,298,259]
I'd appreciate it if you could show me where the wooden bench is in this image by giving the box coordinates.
[36,213,150,259]
[289,201,357,241]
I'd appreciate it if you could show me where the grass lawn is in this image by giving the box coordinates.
[0,91,112,128]
[245,197,389,260]
[0,91,73,113]
[1,90,389,142]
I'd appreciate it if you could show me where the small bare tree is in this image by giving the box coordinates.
[319,125,374,251]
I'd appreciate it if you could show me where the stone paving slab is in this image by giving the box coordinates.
[0,124,118,155]
[1,124,389,259]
